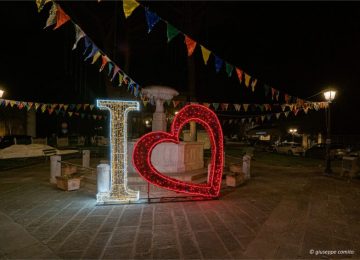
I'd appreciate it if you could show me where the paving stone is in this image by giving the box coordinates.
[152,246,180,259]
[102,246,132,259]
[194,231,231,259]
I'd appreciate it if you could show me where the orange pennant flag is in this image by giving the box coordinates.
[54,5,70,30]
[244,73,251,87]
[184,35,197,56]
[235,68,243,84]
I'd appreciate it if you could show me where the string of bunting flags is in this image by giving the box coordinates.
[35,0,326,124]
[0,98,107,120]
[120,0,310,105]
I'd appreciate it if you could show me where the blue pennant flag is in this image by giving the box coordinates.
[84,43,99,61]
[134,84,140,97]
[214,55,223,73]
[107,63,114,77]
[145,8,160,33]
[83,36,92,55]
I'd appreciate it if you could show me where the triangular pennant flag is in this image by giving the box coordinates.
[44,3,57,28]
[266,114,272,121]
[225,63,234,77]
[251,78,257,92]
[54,5,70,30]
[76,104,82,111]
[34,103,40,110]
[69,104,76,110]
[83,36,92,56]
[284,111,290,118]
[26,102,33,111]
[304,107,309,114]
[166,100,171,106]
[123,0,140,18]
[17,102,24,110]
[243,104,249,112]
[84,43,99,61]
[84,104,90,110]
[118,73,124,86]
[36,0,51,13]
[214,56,223,73]
[281,104,286,112]
[220,103,229,111]
[99,55,109,72]
[142,100,148,107]
[111,66,121,81]
[55,109,60,115]
[134,84,140,97]
[229,119,233,125]
[41,104,47,113]
[212,103,219,110]
[244,73,251,88]
[90,105,95,111]
[241,118,246,124]
[202,103,210,108]
[107,62,114,77]
[284,94,290,103]
[173,100,180,108]
[58,104,64,110]
[93,114,97,120]
[145,8,160,33]
[48,108,54,115]
[167,23,180,42]
[271,88,276,100]
[68,111,73,117]
[91,51,102,64]
[63,104,69,111]
[184,35,197,56]
[72,24,85,50]
[276,90,280,101]
[261,115,265,122]
[235,68,243,84]
[234,104,241,111]
[275,113,281,119]
[293,109,299,116]
[200,45,211,65]
[248,118,252,123]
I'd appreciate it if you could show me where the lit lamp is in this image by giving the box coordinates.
[0,89,4,98]
[289,128,297,143]
[323,89,336,175]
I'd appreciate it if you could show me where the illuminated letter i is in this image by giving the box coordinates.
[96,100,140,203]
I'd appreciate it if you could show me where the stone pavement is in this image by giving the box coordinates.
[0,158,360,259]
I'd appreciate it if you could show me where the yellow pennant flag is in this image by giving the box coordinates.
[123,0,140,19]
[91,51,101,64]
[200,45,211,65]
[251,78,257,92]
[244,73,251,87]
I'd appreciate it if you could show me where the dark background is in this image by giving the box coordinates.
[1,1,360,135]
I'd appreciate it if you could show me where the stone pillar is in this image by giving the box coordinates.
[302,134,309,149]
[50,155,61,184]
[82,150,90,168]
[26,110,36,137]
[189,121,197,142]
[318,133,323,144]
[242,155,251,179]
[152,99,166,131]
[97,164,110,193]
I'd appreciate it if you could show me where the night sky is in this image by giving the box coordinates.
[1,1,360,134]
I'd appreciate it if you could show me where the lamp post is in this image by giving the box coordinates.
[323,89,336,175]
[289,128,297,143]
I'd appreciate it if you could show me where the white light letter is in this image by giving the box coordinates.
[96,99,140,203]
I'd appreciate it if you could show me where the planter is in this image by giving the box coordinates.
[56,176,81,191]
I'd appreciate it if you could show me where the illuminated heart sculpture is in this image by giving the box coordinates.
[132,104,224,197]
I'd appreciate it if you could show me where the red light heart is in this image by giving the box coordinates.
[132,104,224,197]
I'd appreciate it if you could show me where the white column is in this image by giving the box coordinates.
[50,155,61,184]
[97,164,110,193]
[242,155,251,179]
[152,99,167,131]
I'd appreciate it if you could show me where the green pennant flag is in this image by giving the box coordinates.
[167,23,180,43]
[225,63,234,77]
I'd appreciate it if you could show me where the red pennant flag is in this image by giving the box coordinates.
[99,55,109,72]
[173,100,180,108]
[184,35,197,56]
[54,5,70,30]
[220,103,229,111]
[235,68,243,84]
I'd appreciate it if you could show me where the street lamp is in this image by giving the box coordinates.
[289,128,297,143]
[323,89,336,174]
[0,89,4,98]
